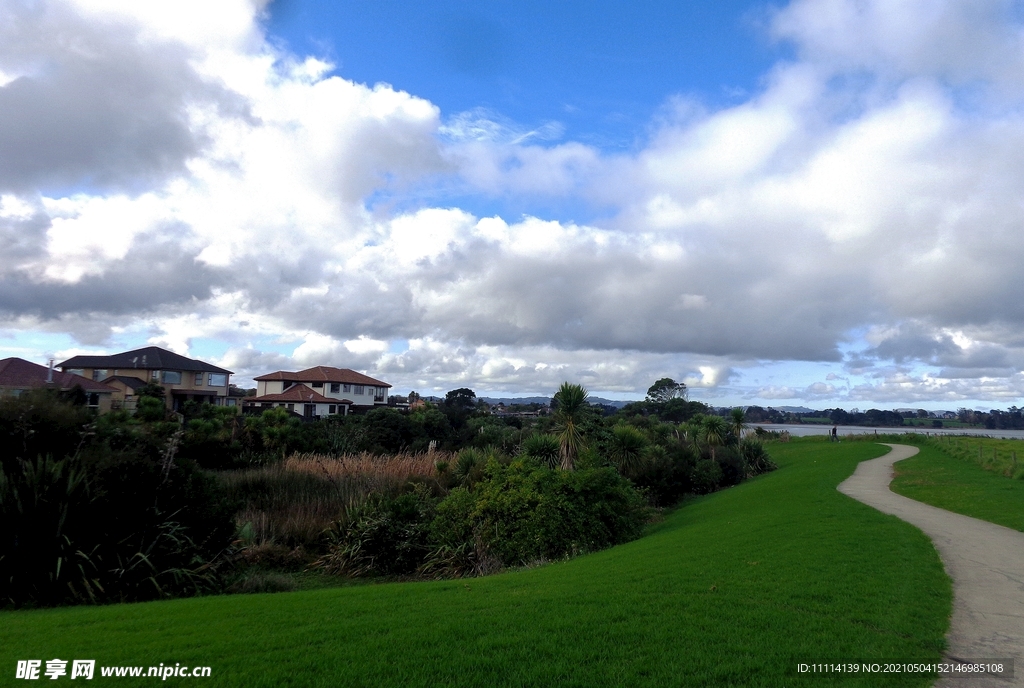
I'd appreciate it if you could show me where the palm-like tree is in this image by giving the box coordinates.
[609,424,648,478]
[729,407,747,444]
[522,433,561,469]
[700,415,728,460]
[553,382,588,471]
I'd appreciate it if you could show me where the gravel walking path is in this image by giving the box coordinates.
[838,443,1024,687]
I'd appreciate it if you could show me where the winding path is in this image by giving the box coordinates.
[837,443,1024,687]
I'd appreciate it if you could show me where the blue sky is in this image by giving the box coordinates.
[266,0,785,225]
[4,0,1024,410]
[267,0,780,142]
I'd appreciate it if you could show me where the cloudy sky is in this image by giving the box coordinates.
[3,0,1024,409]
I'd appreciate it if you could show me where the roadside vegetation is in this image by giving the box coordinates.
[1,379,779,607]
[0,439,950,687]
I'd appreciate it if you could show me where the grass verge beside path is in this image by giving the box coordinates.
[0,439,950,687]
[891,442,1024,533]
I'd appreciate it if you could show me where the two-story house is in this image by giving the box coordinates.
[58,346,233,412]
[246,366,391,418]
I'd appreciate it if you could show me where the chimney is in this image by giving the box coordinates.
[47,359,54,383]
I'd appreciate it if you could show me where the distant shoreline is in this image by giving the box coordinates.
[755,423,1024,440]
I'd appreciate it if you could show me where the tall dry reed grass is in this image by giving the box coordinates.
[221,451,452,554]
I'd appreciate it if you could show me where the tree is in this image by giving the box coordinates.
[137,383,166,400]
[700,415,728,460]
[646,378,687,403]
[729,407,746,443]
[608,424,648,478]
[444,388,477,411]
[553,382,588,471]
[441,388,477,431]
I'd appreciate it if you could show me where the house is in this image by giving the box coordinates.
[0,357,117,412]
[58,346,233,412]
[101,375,150,413]
[246,366,391,418]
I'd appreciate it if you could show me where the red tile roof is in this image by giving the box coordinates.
[0,358,117,393]
[247,384,353,404]
[253,366,390,387]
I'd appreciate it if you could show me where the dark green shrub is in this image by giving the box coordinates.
[740,438,777,477]
[316,486,436,577]
[179,405,240,469]
[713,446,745,487]
[0,391,93,471]
[0,455,100,606]
[691,459,723,494]
[0,395,236,608]
[135,396,168,422]
[520,433,560,469]
[429,460,647,570]
[628,444,693,506]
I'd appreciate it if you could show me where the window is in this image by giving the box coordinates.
[329,404,336,414]
[67,369,84,377]
[311,382,323,388]
[343,384,351,393]
[354,385,364,395]
[151,370,159,381]
[286,403,294,412]
[195,372,204,385]
[92,369,108,381]
[330,383,340,393]
[86,393,100,407]
[208,373,227,387]
[161,371,182,384]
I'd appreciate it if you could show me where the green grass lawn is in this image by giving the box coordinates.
[0,440,951,687]
[891,442,1024,533]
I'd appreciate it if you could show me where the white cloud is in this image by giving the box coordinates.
[6,0,1024,407]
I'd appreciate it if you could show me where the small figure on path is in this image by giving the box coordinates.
[831,424,838,442]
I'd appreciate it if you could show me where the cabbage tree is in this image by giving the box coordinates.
[553,382,588,471]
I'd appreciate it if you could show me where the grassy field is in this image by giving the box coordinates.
[890,439,1024,533]
[0,440,951,687]
[924,435,1024,478]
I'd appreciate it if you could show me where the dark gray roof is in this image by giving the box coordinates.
[59,346,232,375]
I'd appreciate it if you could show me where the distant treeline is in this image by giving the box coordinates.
[743,407,906,427]
[955,407,1024,430]
[743,405,1024,429]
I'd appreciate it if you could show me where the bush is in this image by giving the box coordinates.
[316,485,436,577]
[429,460,647,570]
[713,446,745,487]
[0,394,236,608]
[628,443,696,507]
[691,459,723,494]
[520,433,560,468]
[0,390,94,471]
[740,438,777,477]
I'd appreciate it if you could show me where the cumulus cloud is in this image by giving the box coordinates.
[771,0,1024,90]
[0,0,251,193]
[7,0,1024,405]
